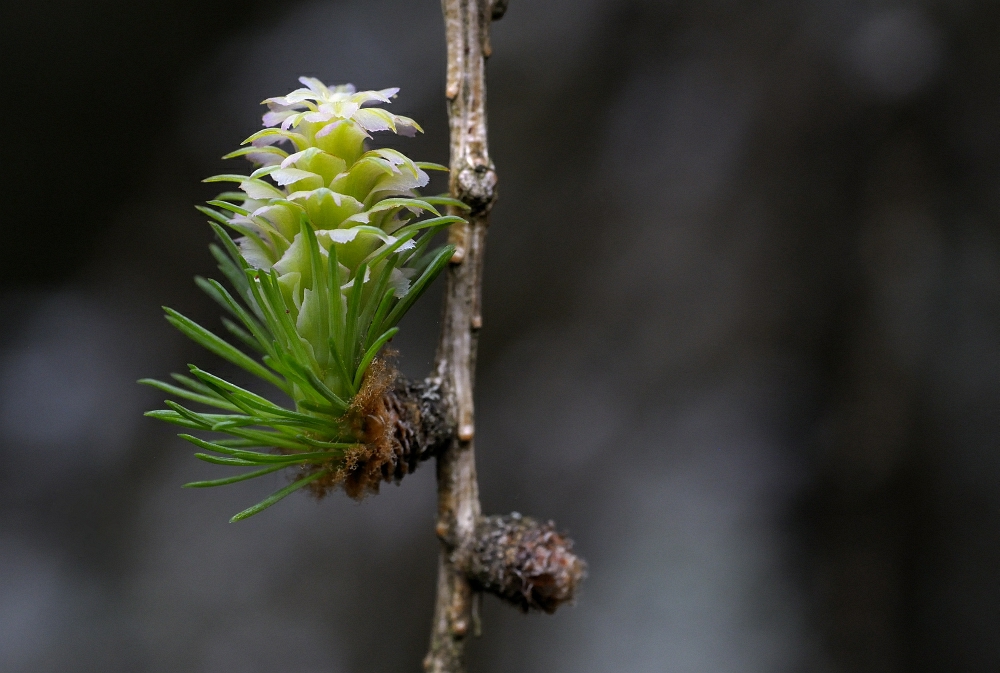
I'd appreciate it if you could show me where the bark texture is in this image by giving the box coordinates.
[424,0,498,671]
[423,1,585,671]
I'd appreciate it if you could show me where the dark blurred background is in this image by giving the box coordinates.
[3,0,1000,670]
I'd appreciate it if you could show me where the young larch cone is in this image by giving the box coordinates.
[469,513,586,613]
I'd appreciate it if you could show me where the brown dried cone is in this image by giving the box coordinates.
[303,358,453,499]
[468,513,586,613]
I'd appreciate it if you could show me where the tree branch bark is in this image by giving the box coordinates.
[423,1,497,671]
[415,2,585,671]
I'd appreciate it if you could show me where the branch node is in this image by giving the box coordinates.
[456,164,498,215]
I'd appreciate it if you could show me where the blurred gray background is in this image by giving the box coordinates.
[3,0,1000,671]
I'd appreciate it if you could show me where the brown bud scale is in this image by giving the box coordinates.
[302,359,453,499]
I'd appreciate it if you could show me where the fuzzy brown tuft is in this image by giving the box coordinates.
[302,358,453,500]
[469,513,586,613]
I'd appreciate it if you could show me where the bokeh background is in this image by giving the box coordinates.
[3,0,1000,670]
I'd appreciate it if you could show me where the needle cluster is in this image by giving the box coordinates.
[142,78,464,521]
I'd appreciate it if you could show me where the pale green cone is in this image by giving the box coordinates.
[142,77,466,521]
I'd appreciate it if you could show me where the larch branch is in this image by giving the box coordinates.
[424,1,497,670]
[420,1,585,671]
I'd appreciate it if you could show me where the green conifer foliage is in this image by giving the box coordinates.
[141,78,465,521]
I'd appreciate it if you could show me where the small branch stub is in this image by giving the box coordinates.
[469,514,586,613]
